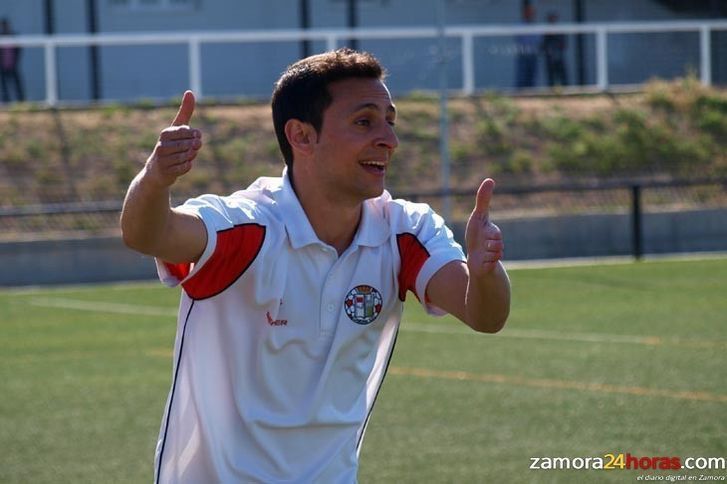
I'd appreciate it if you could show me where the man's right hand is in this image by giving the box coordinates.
[146,90,203,187]
[121,90,207,263]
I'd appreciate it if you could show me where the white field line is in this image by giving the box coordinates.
[1,280,159,295]
[403,322,665,345]
[27,297,177,317]
[503,251,727,270]
[22,296,725,349]
[388,367,727,403]
[403,322,726,349]
[1,251,725,296]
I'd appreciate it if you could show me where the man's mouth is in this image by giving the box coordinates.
[359,160,387,174]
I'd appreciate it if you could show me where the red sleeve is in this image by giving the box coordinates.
[163,261,191,282]
[396,233,430,302]
[163,223,266,300]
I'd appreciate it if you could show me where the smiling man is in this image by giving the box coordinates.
[121,48,510,484]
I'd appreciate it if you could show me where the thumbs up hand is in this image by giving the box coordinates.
[465,178,504,276]
[145,90,203,188]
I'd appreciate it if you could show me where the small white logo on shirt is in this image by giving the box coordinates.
[344,285,383,325]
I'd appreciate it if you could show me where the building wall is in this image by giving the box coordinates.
[0,0,724,104]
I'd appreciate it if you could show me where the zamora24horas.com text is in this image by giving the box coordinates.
[530,453,726,475]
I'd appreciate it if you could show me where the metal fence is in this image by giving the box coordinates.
[402,177,727,259]
[2,177,726,259]
[1,19,726,105]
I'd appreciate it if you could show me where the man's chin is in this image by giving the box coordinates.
[364,185,386,200]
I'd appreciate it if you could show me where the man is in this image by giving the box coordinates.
[515,4,540,89]
[543,11,568,87]
[0,18,25,103]
[121,48,510,483]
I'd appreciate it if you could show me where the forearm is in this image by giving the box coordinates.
[428,178,510,333]
[464,262,511,333]
[120,166,173,255]
[120,91,206,262]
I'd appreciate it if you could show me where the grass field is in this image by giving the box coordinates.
[1,257,726,483]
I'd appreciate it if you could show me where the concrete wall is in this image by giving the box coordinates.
[483,207,727,260]
[0,235,157,286]
[2,207,725,286]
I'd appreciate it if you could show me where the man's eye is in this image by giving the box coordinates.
[387,120,396,127]
[356,119,371,126]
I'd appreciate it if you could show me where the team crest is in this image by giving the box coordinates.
[344,285,383,325]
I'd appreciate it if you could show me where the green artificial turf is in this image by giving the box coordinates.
[1,257,725,483]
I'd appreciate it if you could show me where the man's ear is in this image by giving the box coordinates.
[284,119,317,157]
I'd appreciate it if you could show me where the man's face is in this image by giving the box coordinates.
[309,77,398,203]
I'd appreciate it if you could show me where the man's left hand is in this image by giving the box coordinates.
[465,178,504,277]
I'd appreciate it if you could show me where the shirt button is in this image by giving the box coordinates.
[327,304,335,312]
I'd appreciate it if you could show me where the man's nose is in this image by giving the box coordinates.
[377,124,399,150]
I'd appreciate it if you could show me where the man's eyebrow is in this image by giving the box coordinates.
[352,102,397,116]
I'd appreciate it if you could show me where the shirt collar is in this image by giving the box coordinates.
[277,168,390,250]
[277,168,321,250]
[356,194,391,248]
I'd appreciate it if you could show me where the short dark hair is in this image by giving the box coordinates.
[271,48,386,167]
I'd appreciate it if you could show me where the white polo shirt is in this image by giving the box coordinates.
[154,170,465,484]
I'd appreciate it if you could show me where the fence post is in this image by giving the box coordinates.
[462,32,475,95]
[596,28,608,91]
[700,26,711,86]
[631,184,643,260]
[437,0,451,222]
[189,37,202,98]
[44,41,58,106]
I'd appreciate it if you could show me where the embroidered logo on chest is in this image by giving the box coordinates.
[266,299,287,326]
[344,285,383,325]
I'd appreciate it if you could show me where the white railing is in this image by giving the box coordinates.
[1,20,726,106]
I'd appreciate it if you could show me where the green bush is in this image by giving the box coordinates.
[0,76,724,210]
[645,80,676,112]
[542,81,725,179]
[506,150,534,175]
[696,109,726,138]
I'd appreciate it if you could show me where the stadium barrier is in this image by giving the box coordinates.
[398,177,727,261]
[1,178,725,286]
[1,20,726,105]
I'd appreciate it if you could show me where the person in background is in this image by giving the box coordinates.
[543,11,568,87]
[515,4,541,89]
[0,18,25,103]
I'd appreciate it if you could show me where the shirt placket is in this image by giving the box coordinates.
[318,246,354,337]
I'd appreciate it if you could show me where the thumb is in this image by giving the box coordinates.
[473,178,495,218]
[171,90,195,126]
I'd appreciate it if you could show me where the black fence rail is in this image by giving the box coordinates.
[396,177,727,260]
[0,200,122,217]
[0,200,123,238]
[1,177,726,259]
